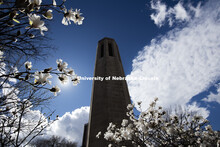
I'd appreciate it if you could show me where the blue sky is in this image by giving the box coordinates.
[34,0,220,144]
[44,0,156,116]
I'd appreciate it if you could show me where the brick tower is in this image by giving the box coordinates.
[85,38,131,147]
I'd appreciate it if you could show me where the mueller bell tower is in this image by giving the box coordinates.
[85,38,131,147]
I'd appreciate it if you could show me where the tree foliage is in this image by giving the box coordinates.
[30,135,77,147]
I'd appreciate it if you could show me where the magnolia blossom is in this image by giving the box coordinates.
[58,74,68,84]
[100,99,220,146]
[50,85,60,96]
[104,131,114,141]
[28,34,35,38]
[120,128,132,140]
[34,71,52,85]
[29,0,42,6]
[205,125,212,131]
[65,68,75,76]
[52,0,56,6]
[0,51,4,61]
[121,119,128,127]
[43,10,53,20]
[96,131,101,138]
[72,75,80,85]
[62,8,84,25]
[27,14,48,36]
[56,59,68,72]
[62,8,75,25]
[166,126,176,135]
[29,0,42,10]
[73,9,84,25]
[24,61,32,70]
[127,104,134,110]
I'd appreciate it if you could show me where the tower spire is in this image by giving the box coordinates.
[85,38,131,147]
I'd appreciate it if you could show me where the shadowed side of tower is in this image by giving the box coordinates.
[86,38,131,147]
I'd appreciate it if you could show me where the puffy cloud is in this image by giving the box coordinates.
[128,0,220,117]
[202,84,220,104]
[150,0,201,27]
[46,106,90,146]
[186,103,210,119]
[168,102,210,119]
[150,1,167,27]
[173,2,189,21]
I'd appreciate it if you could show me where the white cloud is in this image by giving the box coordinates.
[46,106,89,146]
[150,1,167,27]
[173,2,189,21]
[150,0,201,27]
[189,2,201,18]
[168,102,210,119]
[202,84,220,104]
[128,0,220,117]
[186,102,210,118]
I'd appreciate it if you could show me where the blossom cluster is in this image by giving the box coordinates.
[98,98,220,147]
[1,53,79,97]
[1,0,84,37]
[25,59,80,96]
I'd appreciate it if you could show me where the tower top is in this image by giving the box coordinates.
[98,37,115,42]
[95,37,122,65]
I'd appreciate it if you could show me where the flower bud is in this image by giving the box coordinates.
[44,67,52,73]
[17,30,21,36]
[9,11,17,19]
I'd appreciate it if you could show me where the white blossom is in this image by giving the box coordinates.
[52,0,56,6]
[61,8,84,25]
[107,122,116,131]
[104,131,114,141]
[58,74,68,84]
[0,51,4,61]
[56,59,68,72]
[127,104,134,110]
[50,85,60,96]
[29,0,42,6]
[27,14,48,36]
[72,9,84,25]
[166,126,175,135]
[62,8,75,25]
[96,131,101,138]
[120,128,132,140]
[28,33,35,38]
[43,10,53,20]
[195,131,200,136]
[100,99,219,146]
[34,71,52,85]
[24,61,32,70]
[66,68,75,76]
[72,75,80,86]
[205,125,212,131]
[217,140,220,147]
[121,119,128,127]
